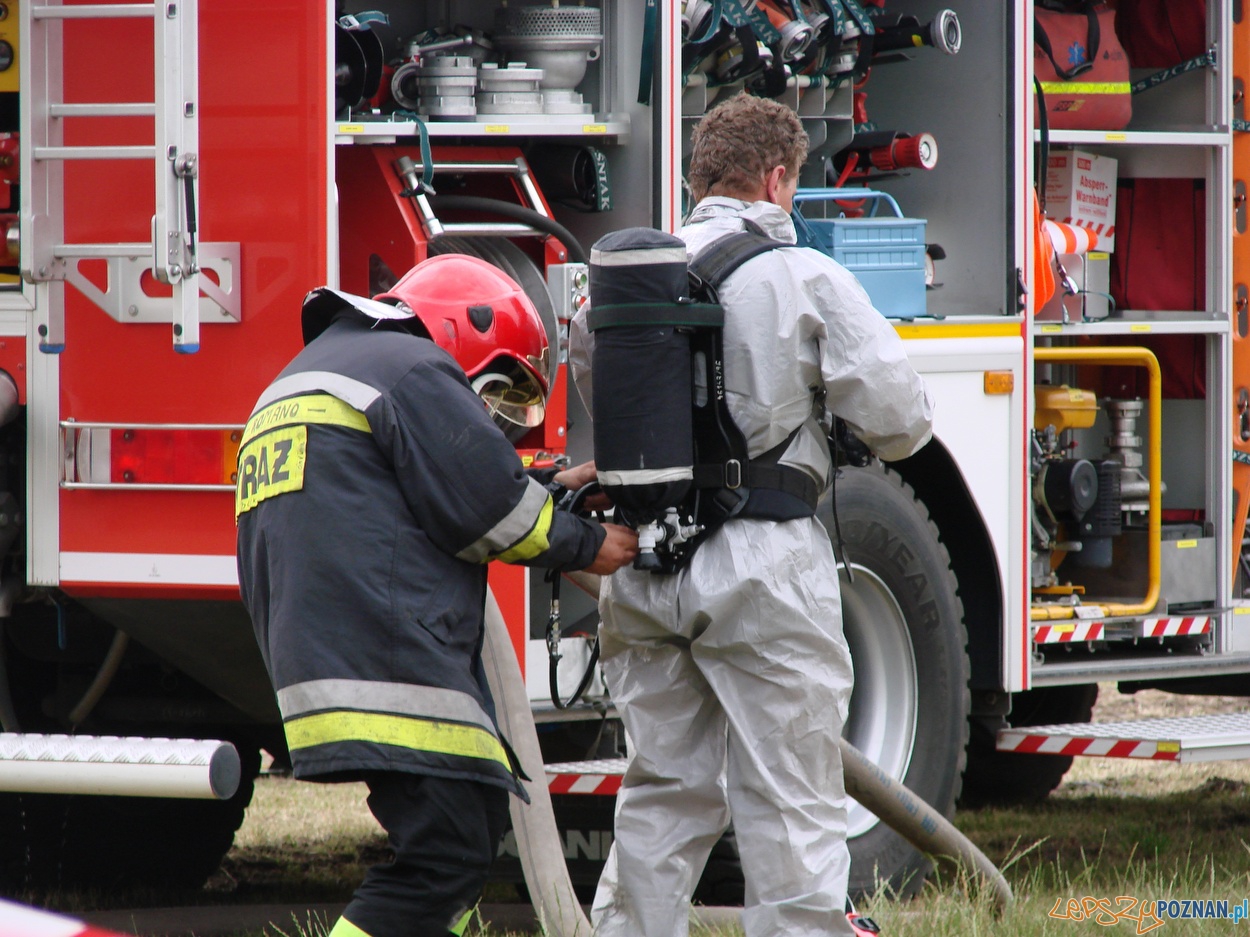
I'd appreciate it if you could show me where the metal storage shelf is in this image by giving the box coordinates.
[333,116,631,145]
[1033,316,1230,337]
[1031,653,1250,687]
[1036,129,1229,146]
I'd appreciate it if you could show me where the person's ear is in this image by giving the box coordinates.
[764,165,788,204]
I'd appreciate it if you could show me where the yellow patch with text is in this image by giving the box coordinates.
[236,426,307,517]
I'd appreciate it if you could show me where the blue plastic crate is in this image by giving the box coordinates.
[792,188,927,319]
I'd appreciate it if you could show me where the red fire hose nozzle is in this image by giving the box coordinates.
[869,133,939,172]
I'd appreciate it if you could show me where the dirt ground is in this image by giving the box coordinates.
[1092,681,1248,720]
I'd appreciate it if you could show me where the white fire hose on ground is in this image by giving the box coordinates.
[481,574,1012,937]
[483,588,594,937]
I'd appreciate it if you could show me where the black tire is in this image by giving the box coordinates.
[959,684,1099,807]
[0,604,263,894]
[0,745,259,893]
[822,463,970,900]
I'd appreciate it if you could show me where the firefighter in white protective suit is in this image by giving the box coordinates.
[568,92,936,937]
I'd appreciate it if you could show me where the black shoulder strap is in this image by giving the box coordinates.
[689,229,786,299]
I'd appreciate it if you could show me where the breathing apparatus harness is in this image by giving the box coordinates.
[541,227,875,702]
[684,228,822,522]
[587,225,825,575]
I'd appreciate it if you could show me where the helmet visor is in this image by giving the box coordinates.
[471,361,546,435]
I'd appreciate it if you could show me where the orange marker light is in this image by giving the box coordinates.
[984,371,1015,395]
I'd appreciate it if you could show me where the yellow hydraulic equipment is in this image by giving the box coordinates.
[1031,345,1162,620]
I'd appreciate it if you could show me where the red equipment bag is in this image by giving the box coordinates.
[1094,177,1207,400]
[1110,177,1205,314]
[1034,1,1131,130]
[1115,0,1206,68]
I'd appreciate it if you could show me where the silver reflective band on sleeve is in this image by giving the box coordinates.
[456,476,551,564]
[277,678,496,732]
[596,466,694,486]
[252,371,383,416]
[590,246,690,267]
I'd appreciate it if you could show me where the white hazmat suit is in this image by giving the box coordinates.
[569,198,934,937]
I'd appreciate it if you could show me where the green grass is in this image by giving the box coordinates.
[23,684,1250,935]
[227,760,1250,937]
[857,846,1250,937]
[855,719,1250,937]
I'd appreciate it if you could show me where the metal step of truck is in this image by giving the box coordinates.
[996,712,1250,763]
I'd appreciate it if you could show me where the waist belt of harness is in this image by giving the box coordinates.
[691,461,820,515]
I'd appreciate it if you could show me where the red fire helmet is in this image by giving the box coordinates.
[376,254,551,435]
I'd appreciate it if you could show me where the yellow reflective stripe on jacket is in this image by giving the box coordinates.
[242,393,371,447]
[495,495,554,564]
[277,678,496,733]
[456,478,554,564]
[283,710,511,770]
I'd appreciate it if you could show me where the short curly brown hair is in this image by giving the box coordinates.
[687,92,809,202]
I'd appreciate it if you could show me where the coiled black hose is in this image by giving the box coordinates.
[426,195,589,264]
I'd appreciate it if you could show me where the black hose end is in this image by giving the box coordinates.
[634,551,663,571]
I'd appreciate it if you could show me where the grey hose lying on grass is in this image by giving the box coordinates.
[839,738,1014,911]
[563,569,1014,915]
[482,588,593,937]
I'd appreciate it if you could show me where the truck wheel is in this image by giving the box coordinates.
[0,745,259,892]
[821,463,970,900]
[960,684,1099,806]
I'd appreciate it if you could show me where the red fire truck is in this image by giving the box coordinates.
[1,0,1249,906]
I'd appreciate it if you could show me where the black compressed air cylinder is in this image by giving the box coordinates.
[587,228,700,516]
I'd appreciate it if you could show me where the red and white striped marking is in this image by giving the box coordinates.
[1139,616,1211,638]
[1033,621,1104,644]
[998,714,1250,764]
[0,899,127,937]
[1044,219,1099,254]
[546,758,626,796]
[1057,215,1114,246]
[997,732,1179,760]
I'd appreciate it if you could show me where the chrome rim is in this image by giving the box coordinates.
[840,563,919,839]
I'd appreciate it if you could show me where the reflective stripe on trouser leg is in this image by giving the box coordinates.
[593,517,856,937]
[328,916,372,937]
[340,771,510,937]
[450,908,474,936]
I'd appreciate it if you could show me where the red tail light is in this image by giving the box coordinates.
[109,429,240,485]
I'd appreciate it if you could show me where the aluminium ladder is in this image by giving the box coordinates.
[20,0,213,353]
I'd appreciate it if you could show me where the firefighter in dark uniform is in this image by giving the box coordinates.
[236,254,638,937]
